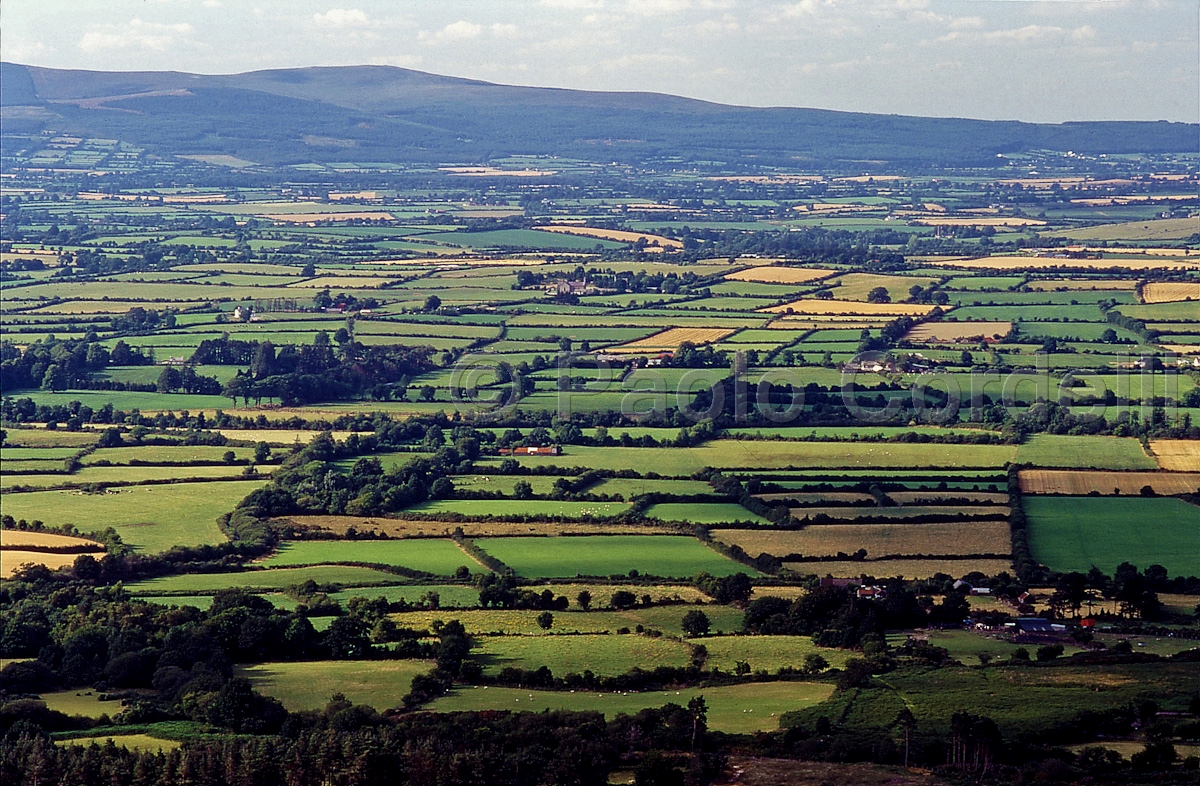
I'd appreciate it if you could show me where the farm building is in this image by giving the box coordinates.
[499,446,561,456]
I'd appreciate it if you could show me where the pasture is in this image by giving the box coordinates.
[429,681,835,734]
[1014,435,1156,470]
[260,540,475,575]
[698,635,850,672]
[387,605,745,637]
[1025,496,1199,576]
[0,481,264,553]
[240,660,430,711]
[644,503,771,525]
[127,564,404,594]
[475,633,691,677]
[713,522,1012,560]
[473,535,753,578]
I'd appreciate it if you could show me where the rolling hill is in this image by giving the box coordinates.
[1,62,1195,168]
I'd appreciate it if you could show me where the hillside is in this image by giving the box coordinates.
[1,62,1195,168]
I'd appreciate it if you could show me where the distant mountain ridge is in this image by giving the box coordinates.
[2,62,1195,169]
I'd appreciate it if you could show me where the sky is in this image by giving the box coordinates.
[2,0,1197,124]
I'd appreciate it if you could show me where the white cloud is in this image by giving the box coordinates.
[313,9,369,28]
[420,20,484,42]
[982,24,1062,42]
[598,52,691,71]
[78,19,193,54]
[490,23,520,37]
[369,53,424,69]
[3,40,49,62]
[538,0,605,8]
[948,16,983,30]
[1071,25,1097,41]
[202,0,222,7]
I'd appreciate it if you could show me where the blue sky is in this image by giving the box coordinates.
[2,0,1196,123]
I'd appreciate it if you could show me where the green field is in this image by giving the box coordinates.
[786,661,1199,743]
[1026,496,1200,576]
[1015,435,1157,470]
[389,605,744,637]
[429,681,834,734]
[475,633,691,677]
[261,539,476,575]
[239,660,430,712]
[0,480,263,552]
[55,734,180,753]
[127,564,405,594]
[474,535,754,578]
[500,441,1017,474]
[644,502,771,525]
[696,634,851,673]
[40,690,124,719]
[2,464,264,491]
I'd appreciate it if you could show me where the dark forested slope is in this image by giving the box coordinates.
[2,62,1195,167]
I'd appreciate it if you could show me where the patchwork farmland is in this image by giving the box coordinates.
[1,132,1197,781]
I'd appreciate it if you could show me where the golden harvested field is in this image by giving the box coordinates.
[768,318,884,330]
[1161,344,1200,354]
[1026,278,1140,291]
[1148,440,1200,471]
[1076,246,1200,258]
[724,266,836,284]
[920,255,1200,271]
[1,551,80,579]
[281,515,677,538]
[783,558,1013,579]
[535,225,683,248]
[1,251,59,265]
[1018,469,1200,495]
[715,522,1012,560]
[0,531,103,550]
[762,300,932,316]
[1142,282,1200,303]
[609,327,735,353]
[904,321,1011,342]
[911,216,1045,227]
[264,212,396,223]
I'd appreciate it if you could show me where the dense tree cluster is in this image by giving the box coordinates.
[213,335,435,406]
[0,338,150,395]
